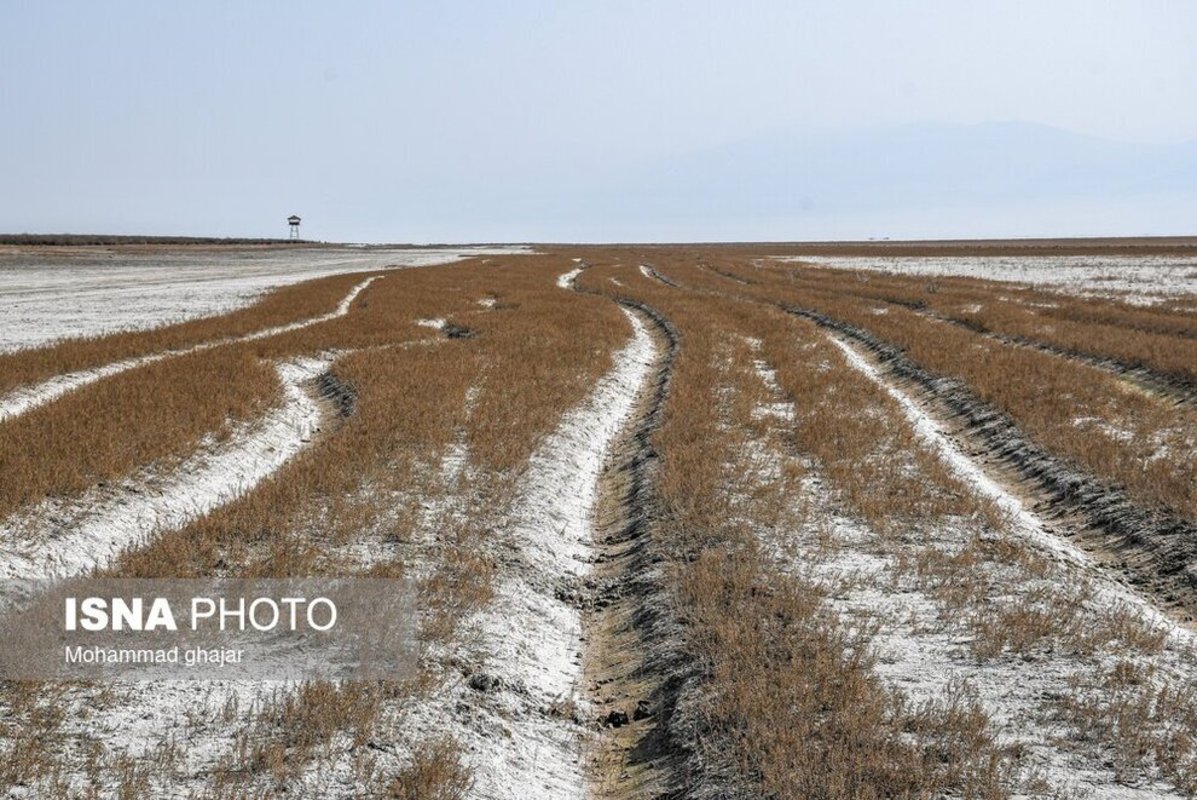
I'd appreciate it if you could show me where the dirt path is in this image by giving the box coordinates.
[0,276,381,424]
[583,300,679,800]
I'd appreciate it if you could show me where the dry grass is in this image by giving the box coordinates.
[573,252,1018,798]
[575,248,1197,797]
[698,258,1197,387]
[388,739,473,800]
[0,683,66,791]
[1059,662,1197,791]
[229,681,385,787]
[108,255,627,579]
[937,295,1197,386]
[683,258,1197,525]
[0,347,278,520]
[0,254,630,796]
[6,245,1197,797]
[132,257,622,794]
[680,548,1017,799]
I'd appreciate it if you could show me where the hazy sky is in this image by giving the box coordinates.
[2,2,1196,242]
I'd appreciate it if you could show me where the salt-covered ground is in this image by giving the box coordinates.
[778,254,1197,303]
[0,276,381,423]
[0,245,529,352]
[825,335,1196,798]
[454,306,654,799]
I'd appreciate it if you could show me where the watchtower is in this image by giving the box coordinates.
[287,215,301,240]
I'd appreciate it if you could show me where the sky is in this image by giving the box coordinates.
[2,1,1196,242]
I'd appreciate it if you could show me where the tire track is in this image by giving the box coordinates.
[557,259,587,289]
[695,256,1197,408]
[695,262,751,285]
[560,267,689,798]
[0,275,381,424]
[638,264,679,288]
[791,278,1197,407]
[759,337,1197,798]
[582,298,682,800]
[445,297,659,799]
[785,303,1197,621]
[917,307,1197,407]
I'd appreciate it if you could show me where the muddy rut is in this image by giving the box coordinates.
[561,267,689,798]
[582,299,684,800]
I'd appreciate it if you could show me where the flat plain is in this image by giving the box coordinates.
[2,240,1196,799]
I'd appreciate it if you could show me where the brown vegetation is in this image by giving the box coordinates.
[4,244,1197,798]
[676,258,1197,525]
[572,252,1018,798]
[0,347,278,519]
[0,253,630,797]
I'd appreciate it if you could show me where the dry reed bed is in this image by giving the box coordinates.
[680,258,1197,526]
[705,259,1197,391]
[574,252,1016,799]
[612,250,1197,795]
[0,254,629,798]
[809,265,1197,390]
[0,270,383,395]
[0,347,280,521]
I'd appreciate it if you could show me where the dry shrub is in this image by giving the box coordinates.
[389,738,473,800]
[0,682,66,792]
[238,681,384,785]
[681,548,1015,798]
[1059,662,1197,791]
[419,539,496,643]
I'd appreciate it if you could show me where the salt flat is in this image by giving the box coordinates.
[781,253,1197,303]
[0,244,528,352]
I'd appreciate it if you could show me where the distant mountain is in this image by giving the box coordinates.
[534,122,1197,239]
